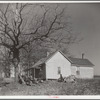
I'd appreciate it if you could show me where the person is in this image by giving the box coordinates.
[58,74,64,82]
[60,74,64,81]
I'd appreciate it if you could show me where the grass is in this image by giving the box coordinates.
[0,78,100,95]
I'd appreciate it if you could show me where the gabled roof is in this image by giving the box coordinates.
[30,50,94,69]
[68,57,94,67]
[31,50,59,68]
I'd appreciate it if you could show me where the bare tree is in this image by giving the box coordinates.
[0,3,80,81]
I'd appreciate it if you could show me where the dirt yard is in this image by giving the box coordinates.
[0,78,100,95]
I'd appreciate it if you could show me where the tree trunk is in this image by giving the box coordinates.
[14,66,18,82]
[13,60,19,82]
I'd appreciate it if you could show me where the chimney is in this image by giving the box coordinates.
[82,53,84,59]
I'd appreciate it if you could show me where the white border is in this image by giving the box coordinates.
[0,1,100,3]
[0,1,100,99]
[0,95,100,99]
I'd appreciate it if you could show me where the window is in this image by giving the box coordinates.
[76,67,80,75]
[76,70,80,75]
[58,67,61,74]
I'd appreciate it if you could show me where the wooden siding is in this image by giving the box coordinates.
[79,67,94,79]
[71,66,77,76]
[71,66,94,79]
[46,51,71,79]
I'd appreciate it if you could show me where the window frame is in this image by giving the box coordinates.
[58,67,61,75]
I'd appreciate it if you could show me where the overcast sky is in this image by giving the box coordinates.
[66,3,100,75]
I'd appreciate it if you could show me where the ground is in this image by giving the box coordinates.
[0,78,100,95]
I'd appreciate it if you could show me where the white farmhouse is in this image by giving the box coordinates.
[26,50,94,80]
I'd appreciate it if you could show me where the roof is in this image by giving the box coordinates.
[68,57,94,67]
[28,50,94,69]
[30,51,58,69]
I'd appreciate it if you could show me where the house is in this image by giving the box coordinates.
[25,50,94,80]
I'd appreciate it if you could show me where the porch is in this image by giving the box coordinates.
[24,63,46,80]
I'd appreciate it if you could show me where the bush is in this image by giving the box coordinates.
[64,75,76,83]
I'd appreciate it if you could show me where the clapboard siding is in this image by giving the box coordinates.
[46,52,71,79]
[79,67,94,79]
[71,66,94,79]
[71,66,77,76]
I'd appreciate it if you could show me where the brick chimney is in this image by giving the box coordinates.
[82,53,84,59]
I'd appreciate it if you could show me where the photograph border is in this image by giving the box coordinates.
[0,0,99,99]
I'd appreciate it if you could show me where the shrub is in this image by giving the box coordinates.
[64,75,76,83]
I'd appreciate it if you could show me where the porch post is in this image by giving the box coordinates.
[33,68,35,79]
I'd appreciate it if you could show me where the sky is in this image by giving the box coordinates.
[66,3,100,75]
